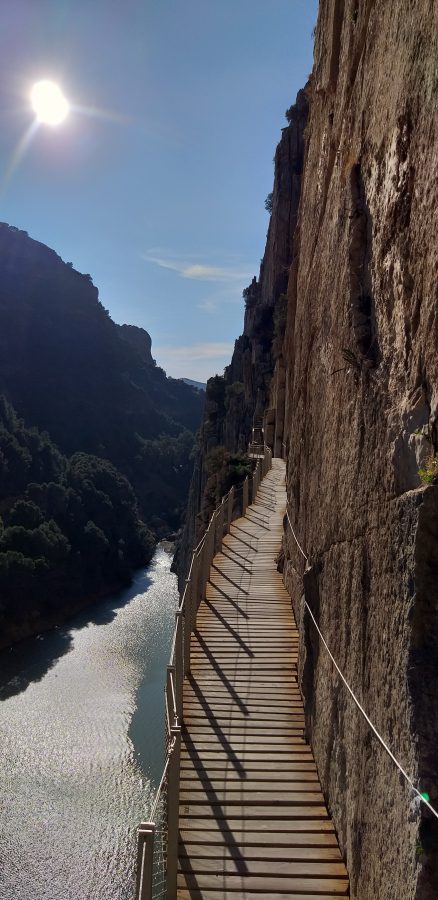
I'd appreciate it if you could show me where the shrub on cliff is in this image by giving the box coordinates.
[204,446,252,515]
[207,374,226,406]
[242,283,259,311]
[419,453,438,485]
[225,381,245,411]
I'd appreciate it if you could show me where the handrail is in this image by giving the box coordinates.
[135,444,272,899]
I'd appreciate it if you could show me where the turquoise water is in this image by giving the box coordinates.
[0,547,177,900]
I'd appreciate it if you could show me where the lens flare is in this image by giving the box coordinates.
[31,80,69,126]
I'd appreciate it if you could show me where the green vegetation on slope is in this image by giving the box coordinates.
[0,397,155,642]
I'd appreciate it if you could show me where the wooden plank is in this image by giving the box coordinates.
[177,874,349,895]
[178,857,347,877]
[178,891,346,900]
[186,676,298,684]
[183,714,306,725]
[184,689,302,698]
[178,804,330,820]
[180,734,304,756]
[178,844,342,862]
[180,774,319,787]
[183,686,301,696]
[179,790,325,805]
[180,756,315,768]
[182,720,305,731]
[182,695,304,706]
[179,829,338,846]
[183,692,304,703]
[180,757,316,769]
[180,761,318,774]
[183,706,305,716]
[178,817,335,834]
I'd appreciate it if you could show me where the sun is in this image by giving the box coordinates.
[31,80,70,126]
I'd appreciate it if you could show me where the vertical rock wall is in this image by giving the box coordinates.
[177,91,308,582]
[279,1,438,897]
[178,2,437,894]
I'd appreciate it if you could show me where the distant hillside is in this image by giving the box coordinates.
[182,378,206,392]
[0,223,204,534]
[0,223,204,645]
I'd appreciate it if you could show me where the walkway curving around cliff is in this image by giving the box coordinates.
[177,458,349,898]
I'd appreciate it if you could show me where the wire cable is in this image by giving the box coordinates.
[285,507,438,821]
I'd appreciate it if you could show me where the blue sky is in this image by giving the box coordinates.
[1,0,317,381]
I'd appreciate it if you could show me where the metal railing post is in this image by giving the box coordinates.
[195,547,203,612]
[183,562,194,677]
[166,665,177,730]
[135,823,155,900]
[201,524,209,596]
[174,610,183,721]
[227,486,234,532]
[223,491,229,535]
[242,477,248,515]
[166,726,181,900]
[216,500,225,553]
[213,507,220,555]
[207,516,215,577]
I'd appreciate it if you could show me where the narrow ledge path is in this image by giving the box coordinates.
[177,458,349,899]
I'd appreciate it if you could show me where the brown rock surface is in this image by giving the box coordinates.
[279,1,438,897]
[178,2,437,895]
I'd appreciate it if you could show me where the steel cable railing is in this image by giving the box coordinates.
[284,505,438,823]
[134,445,272,900]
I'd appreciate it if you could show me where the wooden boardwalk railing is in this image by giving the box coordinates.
[135,454,349,899]
[177,459,349,898]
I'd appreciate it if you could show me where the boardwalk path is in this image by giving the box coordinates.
[177,459,349,898]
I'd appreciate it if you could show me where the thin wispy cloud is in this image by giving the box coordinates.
[198,298,218,313]
[197,285,245,314]
[155,341,234,382]
[156,341,233,361]
[143,250,253,283]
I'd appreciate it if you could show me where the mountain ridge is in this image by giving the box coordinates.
[0,223,204,647]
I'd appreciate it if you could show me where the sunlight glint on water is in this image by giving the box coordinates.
[0,547,177,900]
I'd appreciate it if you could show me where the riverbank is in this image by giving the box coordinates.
[0,539,175,652]
[0,546,177,900]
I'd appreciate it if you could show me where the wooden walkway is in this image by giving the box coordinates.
[177,459,349,898]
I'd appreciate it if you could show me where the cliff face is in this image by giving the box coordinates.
[177,91,308,581]
[180,1,437,896]
[117,324,154,366]
[277,2,437,897]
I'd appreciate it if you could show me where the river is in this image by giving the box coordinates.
[0,546,178,900]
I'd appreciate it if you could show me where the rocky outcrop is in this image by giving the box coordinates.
[275,2,438,897]
[117,324,154,366]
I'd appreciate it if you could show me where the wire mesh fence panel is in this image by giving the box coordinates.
[151,784,167,900]
[134,446,273,899]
